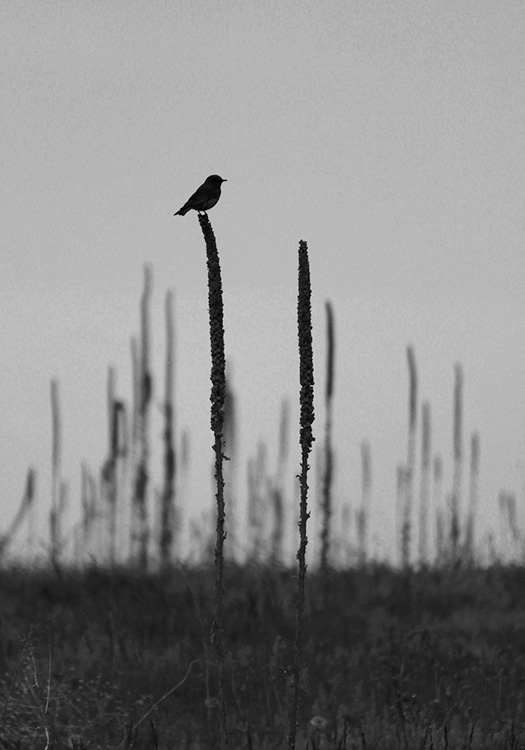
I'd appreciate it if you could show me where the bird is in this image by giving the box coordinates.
[174,174,227,216]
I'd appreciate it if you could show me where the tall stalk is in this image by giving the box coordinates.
[26,467,36,563]
[0,467,35,562]
[396,463,406,566]
[418,401,431,566]
[319,300,335,575]
[451,363,463,560]
[116,401,129,563]
[50,378,62,568]
[433,455,444,564]
[499,491,519,559]
[102,366,119,566]
[288,240,315,750]
[132,265,153,571]
[401,345,417,568]
[198,212,227,750]
[81,462,98,563]
[160,289,176,570]
[464,432,480,561]
[357,440,371,565]
[128,336,139,560]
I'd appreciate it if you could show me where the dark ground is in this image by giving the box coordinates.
[1,563,525,749]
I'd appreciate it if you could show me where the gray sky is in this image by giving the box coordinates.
[1,1,524,562]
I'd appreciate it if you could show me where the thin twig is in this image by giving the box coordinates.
[115,660,200,748]
[44,644,52,716]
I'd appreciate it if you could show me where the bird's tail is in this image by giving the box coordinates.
[174,205,190,216]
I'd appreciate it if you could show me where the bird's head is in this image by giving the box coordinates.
[206,174,227,184]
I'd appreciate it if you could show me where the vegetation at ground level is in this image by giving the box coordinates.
[1,564,525,749]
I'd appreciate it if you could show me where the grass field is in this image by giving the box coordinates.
[1,563,525,749]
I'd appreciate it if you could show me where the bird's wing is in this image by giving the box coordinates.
[183,183,210,208]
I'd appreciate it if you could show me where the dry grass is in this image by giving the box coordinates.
[1,564,525,748]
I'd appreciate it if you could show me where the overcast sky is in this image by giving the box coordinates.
[1,1,524,563]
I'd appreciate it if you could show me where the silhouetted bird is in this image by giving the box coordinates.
[174,175,227,216]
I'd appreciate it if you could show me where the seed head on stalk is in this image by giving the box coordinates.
[288,239,315,750]
[198,211,227,750]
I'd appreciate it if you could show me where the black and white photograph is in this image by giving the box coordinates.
[1,2,524,747]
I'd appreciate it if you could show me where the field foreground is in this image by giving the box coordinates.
[1,564,525,749]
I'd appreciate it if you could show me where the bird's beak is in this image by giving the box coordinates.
[222,178,227,182]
